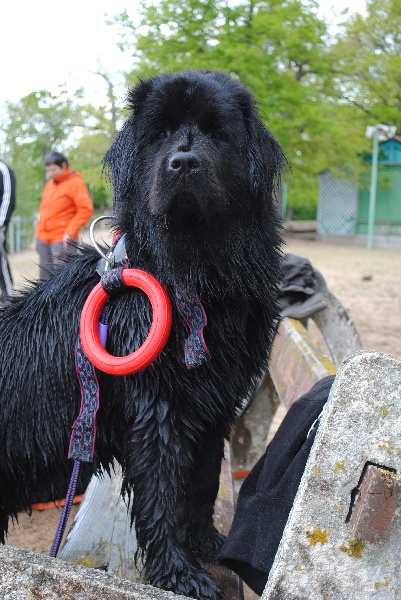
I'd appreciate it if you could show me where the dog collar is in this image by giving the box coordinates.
[89,218,210,370]
[96,234,128,276]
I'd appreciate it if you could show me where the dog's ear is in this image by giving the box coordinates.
[241,94,288,200]
[102,116,136,208]
[126,79,155,115]
[103,79,158,206]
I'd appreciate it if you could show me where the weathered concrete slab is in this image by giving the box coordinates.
[0,545,185,599]
[263,351,401,599]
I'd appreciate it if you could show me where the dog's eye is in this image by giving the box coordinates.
[210,131,226,141]
[157,131,169,140]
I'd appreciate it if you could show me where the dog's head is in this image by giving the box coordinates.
[104,71,286,239]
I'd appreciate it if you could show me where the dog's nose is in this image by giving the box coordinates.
[168,151,200,173]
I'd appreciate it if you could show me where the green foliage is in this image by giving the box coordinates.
[112,0,359,219]
[68,133,112,211]
[329,0,401,130]
[1,88,76,216]
[1,82,120,217]
[286,176,319,220]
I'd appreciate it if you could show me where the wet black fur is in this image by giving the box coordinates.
[0,70,285,599]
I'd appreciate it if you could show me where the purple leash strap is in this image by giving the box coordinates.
[49,335,102,557]
[49,285,117,557]
[49,460,81,557]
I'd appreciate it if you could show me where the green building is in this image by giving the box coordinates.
[357,136,401,236]
[317,136,401,247]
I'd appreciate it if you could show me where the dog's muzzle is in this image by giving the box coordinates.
[168,151,200,175]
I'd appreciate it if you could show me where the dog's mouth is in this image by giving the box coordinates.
[152,190,204,219]
[165,194,207,230]
[150,191,219,235]
[149,171,230,230]
[170,193,199,213]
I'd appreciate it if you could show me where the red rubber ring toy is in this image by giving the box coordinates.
[80,269,172,376]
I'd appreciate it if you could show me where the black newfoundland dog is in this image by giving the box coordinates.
[0,70,285,598]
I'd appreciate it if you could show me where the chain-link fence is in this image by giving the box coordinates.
[316,171,359,236]
[317,167,401,248]
[7,214,38,254]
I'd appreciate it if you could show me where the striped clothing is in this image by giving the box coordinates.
[0,161,16,228]
[0,161,16,299]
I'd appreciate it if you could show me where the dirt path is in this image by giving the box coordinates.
[4,238,401,567]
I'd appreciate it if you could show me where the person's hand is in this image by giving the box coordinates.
[63,232,73,249]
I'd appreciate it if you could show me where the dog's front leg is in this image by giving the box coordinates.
[187,434,226,562]
[125,402,223,599]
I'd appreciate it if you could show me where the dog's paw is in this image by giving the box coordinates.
[148,558,223,600]
[189,528,226,563]
[154,569,223,600]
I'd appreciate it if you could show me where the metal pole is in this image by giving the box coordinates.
[281,182,288,219]
[9,218,15,255]
[367,127,379,250]
[16,215,21,252]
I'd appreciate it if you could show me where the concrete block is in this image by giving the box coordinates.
[263,351,401,599]
[0,545,185,599]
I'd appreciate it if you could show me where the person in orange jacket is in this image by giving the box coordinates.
[35,151,94,279]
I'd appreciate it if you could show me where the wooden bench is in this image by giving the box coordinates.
[0,442,242,600]
[230,289,362,484]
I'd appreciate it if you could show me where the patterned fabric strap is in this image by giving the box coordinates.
[175,290,211,369]
[69,337,100,462]
[100,258,129,295]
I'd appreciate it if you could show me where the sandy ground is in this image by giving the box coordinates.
[284,236,401,361]
[4,237,401,592]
